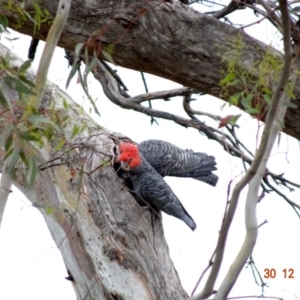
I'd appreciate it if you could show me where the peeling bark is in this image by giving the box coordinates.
[0,44,188,300]
[2,0,300,140]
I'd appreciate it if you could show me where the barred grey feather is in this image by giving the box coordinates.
[139,139,218,186]
[127,154,196,231]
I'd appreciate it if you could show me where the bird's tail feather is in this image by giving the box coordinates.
[195,173,218,187]
[182,215,197,231]
[194,154,217,170]
[174,155,217,179]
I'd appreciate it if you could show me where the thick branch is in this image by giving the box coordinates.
[31,0,71,108]
[2,0,300,140]
[0,42,188,300]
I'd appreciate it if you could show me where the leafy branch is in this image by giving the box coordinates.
[213,1,295,297]
[0,0,71,230]
[60,2,300,297]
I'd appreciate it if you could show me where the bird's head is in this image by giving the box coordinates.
[118,143,141,170]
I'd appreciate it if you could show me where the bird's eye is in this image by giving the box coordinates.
[129,158,132,162]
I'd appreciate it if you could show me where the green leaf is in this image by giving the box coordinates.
[65,63,79,89]
[6,147,20,177]
[20,131,40,141]
[18,75,36,88]
[4,76,36,96]
[83,56,98,88]
[4,148,14,161]
[102,50,117,65]
[107,44,115,55]
[45,207,54,215]
[5,134,13,152]
[33,13,41,33]
[78,71,101,116]
[262,86,272,95]
[241,97,249,108]
[78,165,84,189]
[79,123,87,134]
[241,94,253,108]
[285,89,296,100]
[65,43,84,89]
[71,125,80,139]
[28,156,38,185]
[220,73,236,85]
[22,10,37,25]
[246,107,260,114]
[63,99,69,109]
[75,43,84,57]
[283,101,297,109]
[19,149,28,167]
[32,2,42,14]
[229,92,242,105]
[84,45,89,67]
[228,114,241,125]
[0,15,9,32]
[27,114,61,132]
[0,89,13,112]
[54,137,65,151]
[226,79,240,86]
[263,94,272,105]
[19,59,33,74]
[284,87,296,100]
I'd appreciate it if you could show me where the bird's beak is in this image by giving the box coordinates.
[120,161,130,171]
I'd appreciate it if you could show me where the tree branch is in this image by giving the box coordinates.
[0,42,189,299]
[91,59,300,209]
[30,0,71,108]
[0,0,71,232]
[4,0,300,140]
[214,1,295,297]
[212,1,242,19]
[90,57,300,297]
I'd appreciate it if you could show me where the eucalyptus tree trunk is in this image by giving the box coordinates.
[0,44,188,300]
[2,0,300,140]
